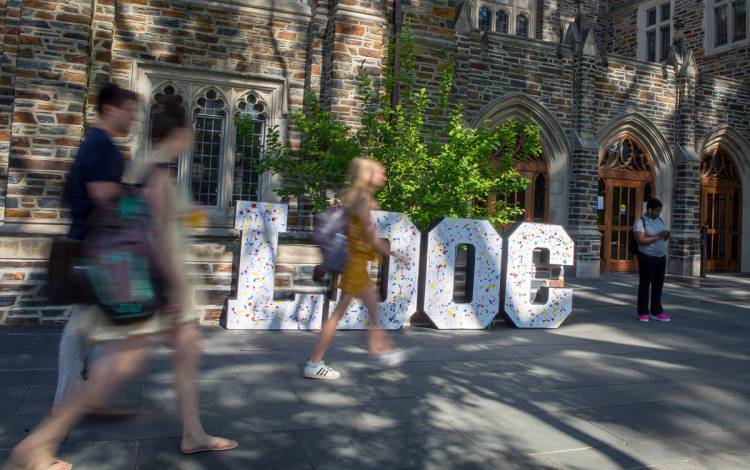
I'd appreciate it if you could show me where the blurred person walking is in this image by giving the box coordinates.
[304,157,417,380]
[4,104,237,470]
[54,84,139,409]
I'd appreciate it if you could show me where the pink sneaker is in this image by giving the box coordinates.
[638,314,650,322]
[650,313,671,322]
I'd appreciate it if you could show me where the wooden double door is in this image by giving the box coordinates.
[701,185,741,272]
[598,176,653,272]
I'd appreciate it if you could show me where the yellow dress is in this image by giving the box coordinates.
[339,215,378,296]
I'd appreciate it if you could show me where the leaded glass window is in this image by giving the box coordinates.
[516,13,529,38]
[496,9,509,34]
[191,89,227,206]
[479,5,491,32]
[233,94,266,205]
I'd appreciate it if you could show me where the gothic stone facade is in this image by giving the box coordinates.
[0,0,748,324]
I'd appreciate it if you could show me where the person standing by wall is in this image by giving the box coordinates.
[54,84,139,408]
[633,198,671,322]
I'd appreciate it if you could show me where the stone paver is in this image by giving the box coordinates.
[1,273,750,469]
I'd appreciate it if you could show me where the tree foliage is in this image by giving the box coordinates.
[238,25,542,230]
[240,92,360,213]
[356,27,542,229]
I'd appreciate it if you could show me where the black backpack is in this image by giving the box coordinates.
[628,217,644,256]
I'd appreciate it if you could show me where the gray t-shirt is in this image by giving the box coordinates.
[633,216,668,257]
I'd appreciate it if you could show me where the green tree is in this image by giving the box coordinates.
[239,91,360,213]
[356,27,542,229]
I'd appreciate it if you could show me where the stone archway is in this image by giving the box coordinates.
[596,112,675,229]
[471,92,572,227]
[698,125,750,272]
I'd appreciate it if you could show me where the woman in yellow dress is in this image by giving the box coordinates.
[304,157,417,380]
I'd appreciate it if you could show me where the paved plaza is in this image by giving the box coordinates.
[1,273,749,469]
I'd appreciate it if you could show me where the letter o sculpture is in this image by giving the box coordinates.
[421,218,503,329]
[333,211,421,329]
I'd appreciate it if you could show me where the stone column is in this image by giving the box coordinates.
[565,10,602,278]
[84,0,116,125]
[668,40,701,276]
[0,0,21,222]
[321,0,386,129]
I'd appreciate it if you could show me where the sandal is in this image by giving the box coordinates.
[2,459,72,470]
[180,437,238,455]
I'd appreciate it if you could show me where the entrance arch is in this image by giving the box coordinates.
[597,136,656,272]
[699,125,750,272]
[596,113,674,273]
[471,92,570,226]
[700,149,741,271]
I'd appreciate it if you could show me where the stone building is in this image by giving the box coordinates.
[0,0,748,324]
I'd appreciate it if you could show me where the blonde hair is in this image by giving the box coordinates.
[342,157,383,208]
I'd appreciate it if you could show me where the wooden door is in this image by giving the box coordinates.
[599,179,644,272]
[701,186,741,271]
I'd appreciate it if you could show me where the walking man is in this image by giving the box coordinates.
[54,83,139,407]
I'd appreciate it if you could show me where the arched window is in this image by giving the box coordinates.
[475,2,536,38]
[233,94,267,205]
[191,89,227,206]
[516,13,530,37]
[493,148,549,224]
[149,84,186,178]
[496,9,509,34]
[479,5,492,32]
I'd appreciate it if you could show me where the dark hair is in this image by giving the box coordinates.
[96,83,139,115]
[150,103,187,144]
[646,198,663,210]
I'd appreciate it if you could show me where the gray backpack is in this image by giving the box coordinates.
[313,206,350,273]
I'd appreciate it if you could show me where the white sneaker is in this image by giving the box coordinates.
[303,361,341,380]
[376,347,420,368]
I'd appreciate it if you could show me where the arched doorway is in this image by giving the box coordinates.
[597,136,656,272]
[470,92,570,227]
[700,148,741,271]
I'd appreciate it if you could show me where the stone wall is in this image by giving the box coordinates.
[1,0,749,324]
[608,0,750,83]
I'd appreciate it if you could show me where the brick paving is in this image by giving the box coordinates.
[1,273,749,469]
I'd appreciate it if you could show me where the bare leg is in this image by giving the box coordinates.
[169,321,237,454]
[53,308,84,407]
[358,286,394,356]
[309,293,353,363]
[8,337,148,470]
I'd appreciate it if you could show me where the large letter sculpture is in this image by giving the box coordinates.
[333,211,421,330]
[227,202,325,329]
[504,223,574,328]
[420,218,503,329]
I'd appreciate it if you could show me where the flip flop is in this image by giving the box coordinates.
[180,438,238,455]
[2,459,72,470]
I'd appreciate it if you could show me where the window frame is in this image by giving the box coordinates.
[637,0,673,63]
[475,1,535,39]
[130,63,287,217]
[706,0,750,54]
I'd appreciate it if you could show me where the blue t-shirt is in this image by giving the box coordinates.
[66,128,124,240]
